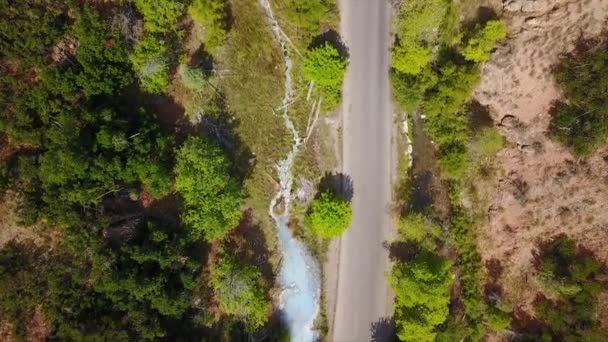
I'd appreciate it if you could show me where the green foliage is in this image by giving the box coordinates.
[487,306,512,332]
[474,127,504,159]
[308,191,352,239]
[130,34,171,94]
[135,0,187,33]
[392,44,432,75]
[398,213,442,250]
[0,0,67,66]
[189,0,228,53]
[179,63,208,90]
[303,42,348,110]
[450,210,487,339]
[277,0,337,44]
[549,49,608,154]
[391,250,453,342]
[531,235,608,340]
[396,0,446,45]
[175,136,242,241]
[462,20,507,63]
[210,254,271,330]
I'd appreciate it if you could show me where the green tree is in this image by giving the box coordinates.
[278,0,337,43]
[303,42,348,110]
[130,34,170,94]
[391,250,453,342]
[178,63,208,91]
[308,191,352,238]
[210,254,271,330]
[392,44,432,75]
[135,0,187,33]
[398,213,442,250]
[189,0,228,53]
[462,20,507,63]
[175,136,243,241]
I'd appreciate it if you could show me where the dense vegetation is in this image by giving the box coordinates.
[390,1,509,341]
[0,0,275,339]
[307,190,352,238]
[549,48,608,155]
[530,235,608,340]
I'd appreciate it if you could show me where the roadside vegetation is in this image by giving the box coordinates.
[389,0,509,340]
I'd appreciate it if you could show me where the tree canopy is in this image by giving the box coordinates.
[391,250,453,342]
[302,42,348,110]
[308,190,352,238]
[210,254,271,330]
[175,136,243,241]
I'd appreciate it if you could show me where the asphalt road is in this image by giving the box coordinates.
[333,0,394,341]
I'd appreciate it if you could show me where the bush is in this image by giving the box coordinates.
[549,49,608,154]
[210,254,271,330]
[178,64,207,90]
[189,0,227,53]
[135,0,187,33]
[277,0,337,44]
[392,44,432,75]
[303,42,348,110]
[391,250,453,342]
[175,136,243,241]
[462,20,507,63]
[130,35,171,94]
[474,127,504,159]
[308,191,352,239]
[398,213,442,249]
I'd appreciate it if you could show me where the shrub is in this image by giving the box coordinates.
[178,64,207,90]
[134,0,187,33]
[487,306,512,332]
[130,35,171,94]
[175,136,242,241]
[210,254,271,330]
[392,44,432,75]
[303,42,348,111]
[278,0,337,43]
[308,191,352,238]
[398,213,442,249]
[462,20,507,63]
[474,127,504,159]
[189,0,227,53]
[549,49,608,154]
[391,250,453,342]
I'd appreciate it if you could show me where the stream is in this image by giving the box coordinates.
[259,1,321,341]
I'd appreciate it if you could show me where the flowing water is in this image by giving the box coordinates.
[258,1,321,341]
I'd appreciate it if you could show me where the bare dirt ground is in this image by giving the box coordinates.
[473,0,608,319]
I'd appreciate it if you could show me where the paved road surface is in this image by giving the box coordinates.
[333,0,394,341]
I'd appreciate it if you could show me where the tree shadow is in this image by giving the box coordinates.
[370,316,397,342]
[189,46,214,73]
[224,210,274,281]
[387,241,419,263]
[318,172,354,201]
[197,113,255,183]
[308,29,350,59]
[461,6,499,33]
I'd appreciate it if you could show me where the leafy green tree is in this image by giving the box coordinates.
[135,0,187,33]
[130,34,171,94]
[391,250,453,342]
[396,0,446,44]
[210,254,271,330]
[308,191,352,238]
[462,20,507,63]
[189,0,228,53]
[303,42,348,110]
[392,44,432,75]
[398,213,442,250]
[175,136,242,241]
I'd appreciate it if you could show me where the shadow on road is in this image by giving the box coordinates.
[370,316,397,342]
[318,172,354,201]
